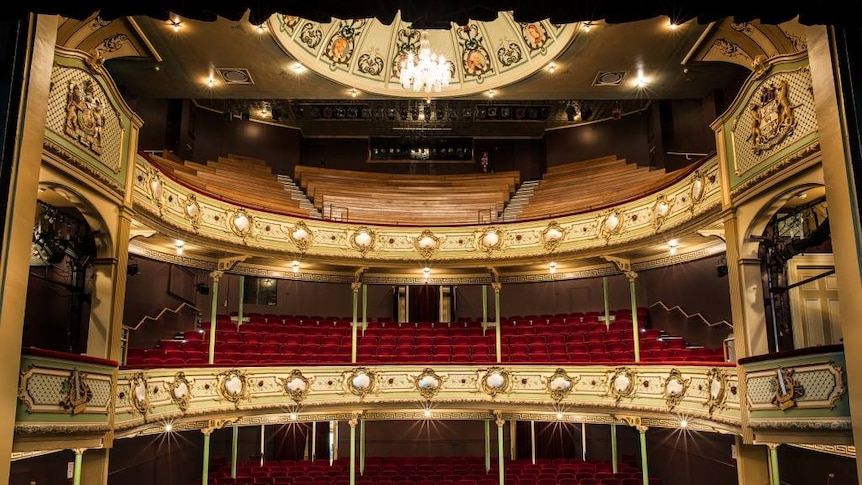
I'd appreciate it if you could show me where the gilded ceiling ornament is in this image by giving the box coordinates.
[478,367,512,398]
[544,368,579,402]
[287,221,314,252]
[413,230,442,259]
[476,227,504,253]
[606,367,637,402]
[129,372,149,416]
[704,367,729,415]
[216,369,250,407]
[662,369,691,410]
[745,78,798,155]
[771,367,805,411]
[540,221,567,252]
[349,227,377,255]
[324,19,367,67]
[168,371,192,412]
[651,194,675,231]
[183,194,202,231]
[598,209,625,241]
[63,78,106,155]
[411,368,446,400]
[343,367,378,399]
[457,24,493,79]
[280,369,313,403]
[227,208,255,241]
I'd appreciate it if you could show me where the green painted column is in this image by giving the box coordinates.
[628,273,641,362]
[530,420,536,465]
[581,423,587,461]
[482,285,488,333]
[484,419,491,473]
[72,449,84,485]
[493,283,502,362]
[496,416,505,485]
[208,271,223,365]
[202,430,212,485]
[237,275,245,329]
[611,423,618,474]
[351,282,360,363]
[639,427,649,485]
[349,416,359,485]
[768,444,780,485]
[359,417,366,475]
[362,284,368,334]
[602,276,611,330]
[231,426,239,478]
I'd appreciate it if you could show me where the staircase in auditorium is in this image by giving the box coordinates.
[500,179,540,221]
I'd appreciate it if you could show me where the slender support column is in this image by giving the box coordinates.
[237,275,245,329]
[72,448,84,485]
[509,419,517,460]
[627,272,641,362]
[484,419,491,472]
[201,429,213,485]
[768,444,780,485]
[602,276,611,330]
[361,284,368,333]
[351,282,361,363]
[530,420,536,465]
[482,285,488,333]
[311,421,317,462]
[496,415,505,485]
[638,426,649,485]
[231,426,239,478]
[610,424,618,474]
[581,423,587,461]
[259,424,265,467]
[734,436,770,484]
[207,271,223,365]
[405,285,410,323]
[492,283,502,362]
[359,417,366,475]
[349,415,359,485]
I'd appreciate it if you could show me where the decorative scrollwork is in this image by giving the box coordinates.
[607,367,637,402]
[60,369,93,416]
[662,369,691,410]
[771,367,805,411]
[478,367,512,398]
[476,227,504,253]
[129,372,149,416]
[349,227,377,255]
[704,367,729,415]
[183,194,202,231]
[280,369,313,403]
[413,229,442,259]
[287,221,313,252]
[228,208,254,240]
[598,209,625,241]
[496,42,523,66]
[411,368,446,400]
[344,367,377,398]
[544,368,579,402]
[651,194,675,231]
[540,221,567,252]
[357,53,384,76]
[299,22,323,48]
[689,170,707,212]
[168,372,192,412]
[216,369,250,407]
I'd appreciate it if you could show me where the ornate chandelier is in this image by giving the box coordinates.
[399,30,451,93]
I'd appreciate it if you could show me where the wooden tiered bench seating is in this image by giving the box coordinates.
[293,165,521,225]
[516,155,691,220]
[147,151,310,217]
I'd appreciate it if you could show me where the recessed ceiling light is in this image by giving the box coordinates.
[593,71,626,86]
[486,89,496,98]
[216,68,254,85]
[256,24,267,34]
[291,62,306,74]
[546,63,557,73]
[169,18,183,32]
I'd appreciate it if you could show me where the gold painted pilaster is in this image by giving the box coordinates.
[735,436,771,485]
[806,25,862,481]
[81,448,110,485]
[0,14,58,482]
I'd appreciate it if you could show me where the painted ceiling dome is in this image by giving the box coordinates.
[267,11,579,97]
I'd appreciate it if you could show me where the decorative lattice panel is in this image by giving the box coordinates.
[732,67,817,176]
[46,65,123,173]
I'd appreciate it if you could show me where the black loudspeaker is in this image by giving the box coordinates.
[195,283,210,295]
[716,264,728,277]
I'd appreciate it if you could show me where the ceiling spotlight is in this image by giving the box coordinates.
[256,24,267,34]
[350,88,359,98]
[486,89,496,98]
[292,260,300,273]
[549,261,557,274]
[291,62,306,74]
[423,408,432,418]
[679,419,688,428]
[668,239,679,256]
[206,77,215,87]
[546,63,557,73]
[175,240,185,255]
[290,412,298,421]
[164,423,173,432]
[635,69,648,88]
[582,21,594,32]
[556,412,563,420]
[169,18,183,32]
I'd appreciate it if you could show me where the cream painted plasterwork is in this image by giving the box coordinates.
[132,155,721,265]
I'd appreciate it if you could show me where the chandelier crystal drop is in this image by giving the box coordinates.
[400,30,451,93]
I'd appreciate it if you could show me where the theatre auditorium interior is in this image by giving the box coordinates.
[2,1,862,484]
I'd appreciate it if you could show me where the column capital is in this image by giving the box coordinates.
[494,410,505,427]
[351,282,362,294]
[209,270,224,282]
[72,447,86,455]
[491,282,502,294]
[201,428,214,436]
[349,411,362,427]
[766,443,780,450]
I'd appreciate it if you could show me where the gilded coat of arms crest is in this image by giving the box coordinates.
[747,79,797,155]
[64,79,106,155]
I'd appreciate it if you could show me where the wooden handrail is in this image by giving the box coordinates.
[124,302,202,332]
[648,301,732,328]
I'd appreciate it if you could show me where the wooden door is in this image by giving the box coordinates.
[788,254,841,348]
